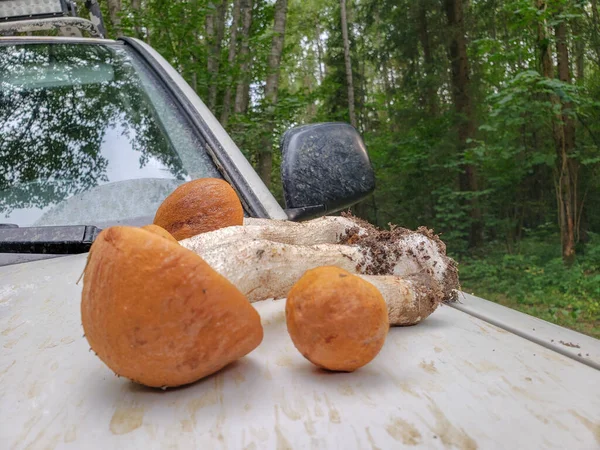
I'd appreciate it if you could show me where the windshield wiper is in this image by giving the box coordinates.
[0,225,101,254]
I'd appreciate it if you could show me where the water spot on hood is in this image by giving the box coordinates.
[386,416,422,445]
[426,397,477,450]
[569,410,600,444]
[419,360,438,374]
[109,406,144,435]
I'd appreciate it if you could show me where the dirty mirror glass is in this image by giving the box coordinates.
[0,43,222,227]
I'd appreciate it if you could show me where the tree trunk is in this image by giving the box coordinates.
[257,0,288,187]
[234,0,253,115]
[444,0,482,248]
[574,33,585,83]
[220,0,242,127]
[191,56,198,92]
[106,0,122,37]
[574,0,586,243]
[381,58,391,113]
[206,6,216,106]
[417,1,438,115]
[359,47,368,131]
[315,23,324,84]
[537,0,554,78]
[555,18,578,264]
[130,0,142,39]
[573,0,585,82]
[206,0,228,112]
[591,0,600,64]
[374,9,391,118]
[305,73,317,120]
[537,0,563,251]
[340,0,357,128]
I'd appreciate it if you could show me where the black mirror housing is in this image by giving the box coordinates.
[280,122,375,221]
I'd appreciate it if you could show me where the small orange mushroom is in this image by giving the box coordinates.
[154,178,243,240]
[285,266,389,372]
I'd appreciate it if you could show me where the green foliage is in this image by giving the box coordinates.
[104,0,600,336]
[460,231,600,338]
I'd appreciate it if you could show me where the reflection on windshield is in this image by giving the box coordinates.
[0,43,193,227]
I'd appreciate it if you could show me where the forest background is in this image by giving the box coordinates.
[100,0,600,337]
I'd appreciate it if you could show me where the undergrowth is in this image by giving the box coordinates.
[457,232,600,339]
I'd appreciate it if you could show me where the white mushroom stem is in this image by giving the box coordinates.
[359,274,443,326]
[184,239,362,302]
[179,237,444,325]
[180,219,458,301]
[229,216,365,246]
[178,216,458,326]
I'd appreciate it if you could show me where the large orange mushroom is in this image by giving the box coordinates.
[81,226,263,388]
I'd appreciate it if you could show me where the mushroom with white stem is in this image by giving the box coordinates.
[179,214,459,326]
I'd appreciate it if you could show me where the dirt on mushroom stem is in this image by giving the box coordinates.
[359,273,445,326]
[339,213,459,302]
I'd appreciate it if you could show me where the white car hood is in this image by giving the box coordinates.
[1,254,599,449]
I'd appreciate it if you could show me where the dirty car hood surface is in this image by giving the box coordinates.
[1,255,599,449]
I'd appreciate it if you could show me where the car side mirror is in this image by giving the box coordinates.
[280,122,375,221]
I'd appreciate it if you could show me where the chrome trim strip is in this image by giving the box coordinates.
[451,293,600,370]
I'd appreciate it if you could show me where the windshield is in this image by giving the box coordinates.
[0,42,222,228]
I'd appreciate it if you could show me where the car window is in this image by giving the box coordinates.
[0,42,222,227]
